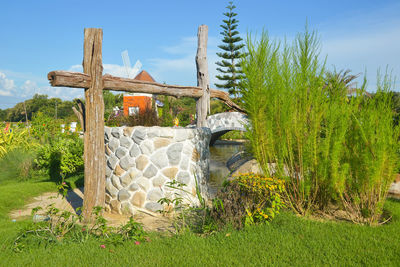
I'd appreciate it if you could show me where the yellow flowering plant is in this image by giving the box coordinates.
[211,173,285,229]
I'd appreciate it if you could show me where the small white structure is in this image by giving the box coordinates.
[70,122,77,133]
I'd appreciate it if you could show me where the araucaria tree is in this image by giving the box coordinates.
[215,1,245,98]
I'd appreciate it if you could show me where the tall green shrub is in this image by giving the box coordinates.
[240,28,399,224]
[340,73,399,224]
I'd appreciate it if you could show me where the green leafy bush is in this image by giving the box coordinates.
[240,27,399,224]
[35,134,84,180]
[211,174,285,229]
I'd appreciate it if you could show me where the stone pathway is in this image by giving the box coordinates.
[9,188,175,232]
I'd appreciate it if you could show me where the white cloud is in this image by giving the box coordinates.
[69,62,142,79]
[148,36,221,87]
[34,85,84,101]
[0,72,16,96]
[0,70,85,105]
[20,80,37,97]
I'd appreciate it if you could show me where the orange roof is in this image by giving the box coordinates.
[134,70,156,82]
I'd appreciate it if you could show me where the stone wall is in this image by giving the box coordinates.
[104,126,211,214]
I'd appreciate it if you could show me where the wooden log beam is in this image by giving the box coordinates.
[82,28,105,222]
[48,71,204,97]
[210,89,245,113]
[195,25,210,127]
[47,71,246,113]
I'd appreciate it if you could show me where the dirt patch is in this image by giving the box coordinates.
[9,188,175,233]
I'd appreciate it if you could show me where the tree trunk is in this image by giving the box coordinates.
[72,99,85,132]
[196,25,210,127]
[82,28,105,222]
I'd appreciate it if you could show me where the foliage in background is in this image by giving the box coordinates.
[30,111,62,143]
[161,96,174,126]
[210,99,230,115]
[211,174,285,229]
[162,96,196,126]
[0,94,76,122]
[106,96,197,127]
[107,108,161,127]
[103,91,123,120]
[215,1,246,99]
[219,130,245,140]
[240,28,399,224]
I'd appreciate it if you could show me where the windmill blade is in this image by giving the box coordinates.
[131,60,142,78]
[121,50,131,78]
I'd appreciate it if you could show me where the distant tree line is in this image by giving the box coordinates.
[0,91,124,123]
[0,94,75,122]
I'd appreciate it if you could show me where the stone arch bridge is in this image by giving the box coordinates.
[206,112,248,145]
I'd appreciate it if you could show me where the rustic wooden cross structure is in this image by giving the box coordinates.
[47,26,243,222]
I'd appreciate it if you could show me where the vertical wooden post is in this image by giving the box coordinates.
[82,28,105,222]
[196,25,210,127]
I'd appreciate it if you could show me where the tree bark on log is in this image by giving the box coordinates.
[72,99,85,132]
[82,28,105,222]
[48,71,245,113]
[195,25,210,127]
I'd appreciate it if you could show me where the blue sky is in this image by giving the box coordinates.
[0,0,399,109]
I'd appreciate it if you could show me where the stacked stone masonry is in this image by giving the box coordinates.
[104,126,211,214]
[206,112,248,133]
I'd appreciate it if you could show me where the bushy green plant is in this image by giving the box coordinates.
[157,179,214,234]
[34,134,84,180]
[211,174,285,229]
[240,27,399,224]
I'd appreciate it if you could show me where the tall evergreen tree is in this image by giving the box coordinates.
[215,1,245,98]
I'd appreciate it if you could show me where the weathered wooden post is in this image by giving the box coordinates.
[82,28,105,222]
[196,25,210,127]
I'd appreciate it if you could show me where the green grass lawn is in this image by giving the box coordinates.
[0,179,399,266]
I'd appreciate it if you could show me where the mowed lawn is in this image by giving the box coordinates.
[0,179,399,266]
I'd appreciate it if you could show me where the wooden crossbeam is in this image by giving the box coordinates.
[47,71,245,112]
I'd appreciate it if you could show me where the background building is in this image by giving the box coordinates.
[123,70,155,116]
